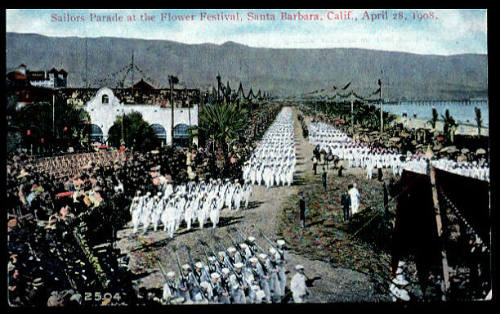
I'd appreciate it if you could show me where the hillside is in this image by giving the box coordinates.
[6,33,488,100]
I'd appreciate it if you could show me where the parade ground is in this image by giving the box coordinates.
[116,107,392,302]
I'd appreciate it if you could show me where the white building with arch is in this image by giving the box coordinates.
[84,87,198,146]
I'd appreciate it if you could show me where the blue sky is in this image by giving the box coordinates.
[6,9,487,55]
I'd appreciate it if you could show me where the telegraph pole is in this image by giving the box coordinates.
[85,37,88,88]
[350,92,354,136]
[170,77,174,145]
[169,75,178,146]
[131,52,135,87]
[52,93,55,136]
[121,107,124,146]
[379,78,383,134]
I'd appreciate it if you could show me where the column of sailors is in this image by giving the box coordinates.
[309,122,489,181]
[160,236,305,304]
[130,179,253,236]
[242,108,296,188]
[432,159,489,181]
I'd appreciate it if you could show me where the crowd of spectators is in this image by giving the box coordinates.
[7,100,281,306]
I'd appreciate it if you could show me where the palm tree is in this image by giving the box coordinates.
[475,107,483,137]
[441,109,458,143]
[197,101,247,173]
[427,108,439,134]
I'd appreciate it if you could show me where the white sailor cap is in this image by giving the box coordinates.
[295,264,304,270]
[217,251,225,257]
[247,236,256,242]
[256,290,266,299]
[167,271,175,277]
[157,192,163,196]
[249,257,258,263]
[146,192,151,196]
[277,240,285,246]
[154,196,158,199]
[172,297,185,304]
[221,268,230,275]
[258,253,267,259]
[200,281,210,289]
[269,247,277,254]
[239,243,248,249]
[210,272,220,280]
[195,262,203,269]
[208,256,215,262]
[182,264,191,270]
[227,247,236,253]
[234,262,244,269]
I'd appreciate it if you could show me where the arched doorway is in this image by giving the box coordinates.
[173,123,190,148]
[90,124,104,143]
[151,124,167,147]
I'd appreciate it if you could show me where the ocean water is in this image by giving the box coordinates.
[382,101,489,127]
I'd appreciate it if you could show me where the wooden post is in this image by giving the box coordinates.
[428,160,451,301]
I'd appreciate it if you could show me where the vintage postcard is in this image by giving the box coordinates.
[5,9,490,306]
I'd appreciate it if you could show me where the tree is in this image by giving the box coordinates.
[427,108,439,133]
[107,111,157,151]
[441,109,457,144]
[196,101,247,174]
[475,107,483,137]
[14,100,90,152]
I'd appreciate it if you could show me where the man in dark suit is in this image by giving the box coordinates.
[341,185,352,222]
[321,168,327,191]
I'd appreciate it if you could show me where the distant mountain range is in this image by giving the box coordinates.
[6,32,488,100]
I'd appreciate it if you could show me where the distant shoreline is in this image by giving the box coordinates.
[395,117,488,136]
